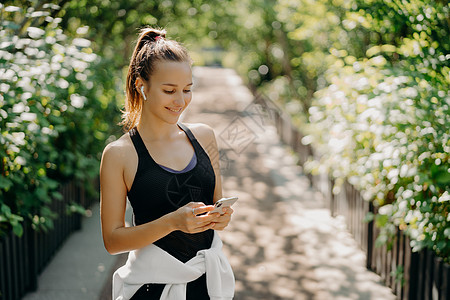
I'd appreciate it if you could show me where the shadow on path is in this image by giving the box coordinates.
[21,66,396,300]
[95,66,396,300]
[181,67,396,300]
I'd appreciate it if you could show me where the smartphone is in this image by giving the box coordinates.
[209,197,238,215]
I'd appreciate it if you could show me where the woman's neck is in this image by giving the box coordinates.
[137,116,181,142]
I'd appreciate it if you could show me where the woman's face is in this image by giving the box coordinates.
[144,60,193,124]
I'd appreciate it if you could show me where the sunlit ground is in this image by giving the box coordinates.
[182,66,395,300]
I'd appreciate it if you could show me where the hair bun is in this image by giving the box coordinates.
[140,27,167,43]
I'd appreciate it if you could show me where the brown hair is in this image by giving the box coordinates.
[121,27,192,131]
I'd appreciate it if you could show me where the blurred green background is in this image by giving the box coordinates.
[0,0,448,263]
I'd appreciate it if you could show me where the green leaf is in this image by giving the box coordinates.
[375,234,388,247]
[12,223,23,237]
[363,212,374,223]
[35,187,50,202]
[0,177,13,190]
[45,178,59,190]
[67,202,86,216]
[40,206,57,219]
[0,204,11,217]
[435,171,450,185]
[52,191,63,201]
[45,218,54,230]
[375,214,389,228]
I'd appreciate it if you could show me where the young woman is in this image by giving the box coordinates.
[100,27,235,300]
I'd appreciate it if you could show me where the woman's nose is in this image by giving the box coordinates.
[173,92,186,106]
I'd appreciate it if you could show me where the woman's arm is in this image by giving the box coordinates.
[192,124,233,231]
[100,141,216,255]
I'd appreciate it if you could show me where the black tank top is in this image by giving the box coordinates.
[127,123,215,263]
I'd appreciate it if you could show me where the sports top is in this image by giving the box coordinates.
[127,123,216,263]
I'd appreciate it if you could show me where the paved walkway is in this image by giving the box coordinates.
[23,66,396,300]
[22,201,117,300]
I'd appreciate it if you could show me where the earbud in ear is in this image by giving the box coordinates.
[140,86,147,101]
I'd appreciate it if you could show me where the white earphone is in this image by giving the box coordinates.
[140,86,147,101]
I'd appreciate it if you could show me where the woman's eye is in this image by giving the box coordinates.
[183,89,191,93]
[164,90,175,94]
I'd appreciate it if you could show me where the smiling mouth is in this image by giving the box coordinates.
[166,107,182,113]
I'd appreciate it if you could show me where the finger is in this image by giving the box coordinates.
[189,203,210,217]
[215,207,233,216]
[211,222,226,231]
[192,222,215,233]
[189,202,206,208]
[224,207,234,214]
[214,216,230,225]
[195,216,218,227]
[214,213,232,224]
[193,205,214,216]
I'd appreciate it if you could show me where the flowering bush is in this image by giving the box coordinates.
[305,43,449,264]
[232,0,450,264]
[0,4,120,236]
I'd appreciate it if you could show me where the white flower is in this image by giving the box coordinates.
[42,127,53,135]
[379,204,393,215]
[28,123,39,132]
[12,102,26,113]
[72,38,91,48]
[20,112,37,121]
[11,132,26,145]
[438,191,450,203]
[15,156,26,166]
[402,189,414,199]
[70,94,86,108]
[21,92,32,101]
[57,78,69,89]
[27,27,45,39]
[1,69,15,80]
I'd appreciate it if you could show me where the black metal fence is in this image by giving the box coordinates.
[0,180,97,300]
[256,95,450,300]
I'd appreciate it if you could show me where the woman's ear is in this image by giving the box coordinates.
[140,86,147,101]
[135,78,147,101]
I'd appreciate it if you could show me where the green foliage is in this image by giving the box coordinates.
[181,0,449,263]
[203,0,450,263]
[303,0,449,262]
[391,265,405,286]
[1,0,448,265]
[59,0,226,70]
[66,202,86,216]
[0,0,226,237]
[0,2,120,236]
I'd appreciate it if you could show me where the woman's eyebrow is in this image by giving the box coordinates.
[161,83,193,86]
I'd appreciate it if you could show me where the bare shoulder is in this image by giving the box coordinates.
[101,133,135,165]
[184,122,216,144]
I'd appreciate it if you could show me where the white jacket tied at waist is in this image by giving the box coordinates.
[112,231,235,300]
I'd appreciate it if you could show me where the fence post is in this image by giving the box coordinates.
[74,182,82,231]
[407,247,419,300]
[329,178,335,217]
[0,235,7,300]
[26,224,38,293]
[432,256,441,300]
[441,260,449,300]
[425,249,434,300]
[366,201,374,270]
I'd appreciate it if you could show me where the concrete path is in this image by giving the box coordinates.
[22,66,396,300]
[184,67,396,300]
[22,202,116,300]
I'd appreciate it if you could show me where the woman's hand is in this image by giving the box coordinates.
[170,202,217,233]
[209,207,234,231]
